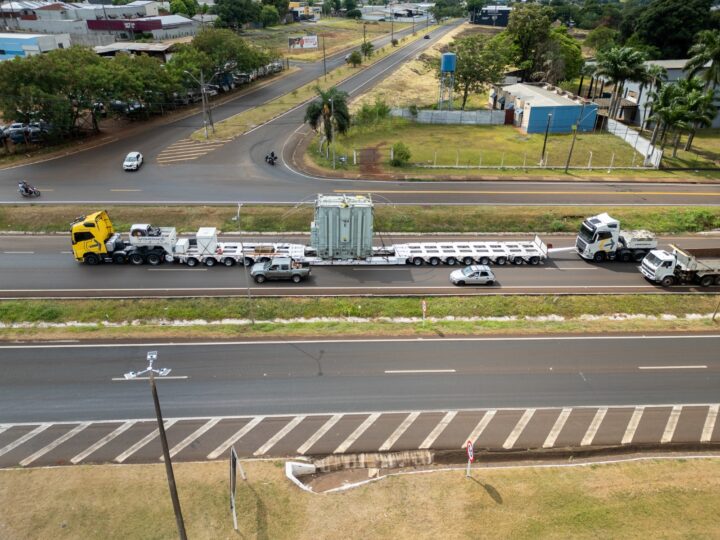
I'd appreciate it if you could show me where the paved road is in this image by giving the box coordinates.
[1,336,719,467]
[2,20,718,206]
[2,235,719,298]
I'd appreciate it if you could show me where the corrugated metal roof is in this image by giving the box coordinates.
[502,83,582,107]
[94,41,172,53]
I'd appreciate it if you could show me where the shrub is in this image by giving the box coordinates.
[354,98,391,126]
[346,8,361,18]
[391,38,399,47]
[347,50,362,67]
[391,142,411,167]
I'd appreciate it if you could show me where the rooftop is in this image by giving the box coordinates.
[502,83,584,107]
[0,31,51,38]
[94,41,172,54]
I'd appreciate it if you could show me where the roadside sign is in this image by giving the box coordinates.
[466,440,474,462]
[422,300,427,321]
[229,447,240,530]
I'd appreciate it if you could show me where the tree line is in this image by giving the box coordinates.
[0,28,273,141]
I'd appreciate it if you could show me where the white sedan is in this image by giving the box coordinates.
[449,265,496,286]
[123,151,143,171]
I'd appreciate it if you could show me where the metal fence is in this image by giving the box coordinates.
[606,118,663,168]
[390,107,506,125]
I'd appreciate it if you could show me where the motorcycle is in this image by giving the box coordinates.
[18,181,41,198]
[265,152,278,166]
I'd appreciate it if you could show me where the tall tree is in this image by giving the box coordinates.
[685,29,720,90]
[505,4,553,80]
[263,0,289,18]
[640,63,667,130]
[450,34,509,110]
[260,5,280,27]
[584,26,618,54]
[304,86,350,143]
[595,46,647,120]
[215,0,261,28]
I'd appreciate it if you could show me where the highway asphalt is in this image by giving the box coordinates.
[1,20,718,206]
[2,336,720,423]
[2,234,719,298]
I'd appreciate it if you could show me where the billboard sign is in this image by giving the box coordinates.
[289,35,319,49]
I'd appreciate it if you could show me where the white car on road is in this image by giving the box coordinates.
[449,265,496,286]
[123,151,143,171]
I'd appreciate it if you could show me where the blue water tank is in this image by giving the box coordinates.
[441,52,456,73]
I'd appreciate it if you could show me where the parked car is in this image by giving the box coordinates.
[449,265,496,286]
[123,151,143,171]
[205,85,219,97]
[424,34,431,39]
[233,72,250,85]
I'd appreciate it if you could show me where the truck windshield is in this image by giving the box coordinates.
[643,252,663,267]
[578,223,595,243]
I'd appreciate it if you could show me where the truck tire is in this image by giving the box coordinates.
[412,257,423,266]
[146,252,162,266]
[186,257,198,267]
[715,276,720,286]
[222,257,235,267]
[204,257,216,267]
[463,257,474,266]
[129,253,144,265]
[593,251,606,263]
[528,256,540,265]
[511,257,523,265]
[495,256,507,265]
[291,274,302,283]
[84,253,100,265]
[660,276,675,287]
[633,251,647,262]
[254,275,266,283]
[445,257,457,266]
[429,257,440,266]
[700,275,714,287]
[243,257,254,267]
[112,253,126,264]
[478,256,490,265]
[619,251,633,262]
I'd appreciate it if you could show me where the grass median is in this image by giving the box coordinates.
[2,295,719,342]
[3,458,720,539]
[3,205,720,234]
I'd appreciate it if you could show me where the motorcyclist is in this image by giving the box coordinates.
[17,180,39,197]
[265,151,277,165]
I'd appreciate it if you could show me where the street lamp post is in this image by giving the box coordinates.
[124,352,187,540]
[183,69,216,139]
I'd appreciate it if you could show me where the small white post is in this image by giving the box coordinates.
[544,152,549,167]
[607,152,615,173]
[455,149,459,166]
[587,151,592,169]
[479,154,482,167]
[500,153,505,168]
[523,153,527,168]
[631,152,636,168]
[390,146,394,161]
[353,149,357,165]
[434,151,437,166]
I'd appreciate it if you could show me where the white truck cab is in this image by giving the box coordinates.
[640,250,677,286]
[641,246,720,287]
[576,213,657,262]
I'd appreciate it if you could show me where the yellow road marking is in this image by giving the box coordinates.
[334,189,720,196]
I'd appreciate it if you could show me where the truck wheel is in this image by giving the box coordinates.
[146,252,161,266]
[528,256,540,265]
[84,253,100,265]
[445,257,457,266]
[463,257,474,266]
[660,276,675,287]
[715,276,720,286]
[112,253,126,264]
[204,257,216,267]
[593,251,606,263]
[511,257,523,265]
[129,253,144,265]
[254,275,266,283]
[429,257,440,266]
[478,256,490,265]
[222,258,235,267]
[243,257,254,267]
[633,251,647,262]
[495,256,507,265]
[619,251,632,262]
[412,257,423,266]
[700,275,714,287]
[292,274,302,283]
[186,257,198,267]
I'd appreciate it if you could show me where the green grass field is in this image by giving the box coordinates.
[660,129,720,169]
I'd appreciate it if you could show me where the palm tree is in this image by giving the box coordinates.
[640,63,667,131]
[683,87,717,151]
[685,29,720,90]
[576,62,595,97]
[595,46,647,121]
[648,83,682,148]
[304,86,350,144]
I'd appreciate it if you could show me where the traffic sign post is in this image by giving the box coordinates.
[466,440,474,478]
[421,300,427,323]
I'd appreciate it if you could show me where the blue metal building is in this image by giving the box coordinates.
[0,32,70,62]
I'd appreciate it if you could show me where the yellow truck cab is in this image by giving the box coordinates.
[70,211,115,264]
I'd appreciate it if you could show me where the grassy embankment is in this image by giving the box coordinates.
[191,24,441,142]
[2,204,720,233]
[3,459,720,539]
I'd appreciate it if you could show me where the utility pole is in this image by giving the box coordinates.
[200,69,209,139]
[564,103,586,173]
[540,113,552,165]
[391,19,394,43]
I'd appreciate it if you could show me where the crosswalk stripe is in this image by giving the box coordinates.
[71,421,136,464]
[253,416,306,456]
[334,413,380,454]
[701,405,719,442]
[380,412,420,452]
[164,418,221,460]
[0,425,9,437]
[661,405,683,444]
[503,409,536,449]
[543,408,572,448]
[463,410,496,448]
[297,414,342,455]
[207,417,264,460]
[420,411,457,450]
[20,423,90,467]
[159,147,216,157]
[581,407,607,446]
[622,406,645,444]
[0,424,51,458]
[114,420,177,463]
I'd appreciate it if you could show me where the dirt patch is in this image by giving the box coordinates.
[358,145,383,175]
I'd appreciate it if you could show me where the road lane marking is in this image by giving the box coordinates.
[622,406,645,444]
[638,365,707,370]
[165,418,221,460]
[420,411,457,450]
[114,419,177,463]
[701,405,719,442]
[112,376,188,381]
[253,416,306,456]
[543,408,572,448]
[581,408,608,447]
[0,425,9,437]
[385,369,456,374]
[503,409,536,449]
[351,268,413,271]
[297,414,342,455]
[380,412,420,452]
[0,424,51,458]
[70,421,136,464]
[207,417,264,459]
[334,413,381,454]
[464,410,496,447]
[661,405,683,444]
[334,189,720,197]
[110,189,142,192]
[545,267,598,271]
[3,251,34,254]
[19,422,90,467]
